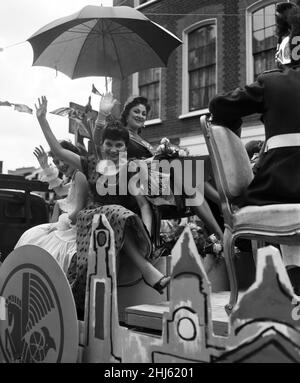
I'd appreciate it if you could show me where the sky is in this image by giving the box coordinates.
[0,0,113,173]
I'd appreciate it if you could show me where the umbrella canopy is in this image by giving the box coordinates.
[27,6,182,79]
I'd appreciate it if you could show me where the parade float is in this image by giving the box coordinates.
[0,117,299,363]
[1,3,300,364]
[0,209,299,363]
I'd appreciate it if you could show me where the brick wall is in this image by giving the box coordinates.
[112,0,264,147]
[223,0,240,90]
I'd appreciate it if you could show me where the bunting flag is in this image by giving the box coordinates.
[0,100,33,114]
[50,105,89,137]
[70,118,90,138]
[92,84,102,96]
[50,107,74,117]
[50,106,85,124]
[0,100,12,107]
[13,103,33,114]
[68,109,85,124]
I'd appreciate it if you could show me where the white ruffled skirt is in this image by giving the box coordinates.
[15,223,77,274]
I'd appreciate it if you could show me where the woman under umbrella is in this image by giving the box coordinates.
[35,96,171,317]
[94,93,224,243]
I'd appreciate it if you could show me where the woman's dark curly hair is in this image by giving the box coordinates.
[101,116,129,147]
[276,1,300,64]
[120,96,151,126]
[275,2,300,40]
[276,2,298,42]
[48,139,80,157]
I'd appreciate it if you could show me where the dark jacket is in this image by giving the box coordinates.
[209,66,300,206]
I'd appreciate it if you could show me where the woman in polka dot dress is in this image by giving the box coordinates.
[35,96,170,315]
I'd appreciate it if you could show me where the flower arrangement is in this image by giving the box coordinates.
[159,218,223,260]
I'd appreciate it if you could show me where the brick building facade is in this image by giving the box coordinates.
[112,0,278,154]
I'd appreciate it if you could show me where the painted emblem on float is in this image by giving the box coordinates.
[0,264,64,363]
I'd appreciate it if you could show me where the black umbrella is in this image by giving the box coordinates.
[27,6,182,79]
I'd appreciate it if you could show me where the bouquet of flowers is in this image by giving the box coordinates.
[154,137,190,159]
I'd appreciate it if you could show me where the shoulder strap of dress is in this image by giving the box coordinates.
[129,131,155,154]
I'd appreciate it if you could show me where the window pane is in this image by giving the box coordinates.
[265,26,276,50]
[254,55,264,76]
[253,8,264,31]
[148,84,155,100]
[153,68,160,81]
[253,30,265,53]
[139,69,151,84]
[139,80,160,120]
[139,67,160,85]
[265,4,275,28]
[252,4,277,78]
[254,48,276,78]
[189,65,215,110]
[188,24,216,111]
[138,67,161,119]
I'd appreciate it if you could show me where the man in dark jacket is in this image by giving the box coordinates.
[210,2,300,207]
[208,1,300,291]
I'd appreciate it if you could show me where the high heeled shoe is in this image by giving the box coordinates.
[142,275,171,295]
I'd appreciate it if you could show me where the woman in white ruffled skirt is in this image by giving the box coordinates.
[15,141,89,274]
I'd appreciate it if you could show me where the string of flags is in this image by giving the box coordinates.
[50,105,95,123]
[0,83,103,119]
[51,85,100,127]
[0,100,33,114]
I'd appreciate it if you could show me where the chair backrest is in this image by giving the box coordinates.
[201,116,254,223]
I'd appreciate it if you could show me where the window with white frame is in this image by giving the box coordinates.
[251,3,277,79]
[137,68,161,120]
[184,22,217,113]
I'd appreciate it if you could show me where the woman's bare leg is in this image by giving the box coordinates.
[204,181,221,209]
[174,174,223,240]
[191,198,223,239]
[123,236,164,286]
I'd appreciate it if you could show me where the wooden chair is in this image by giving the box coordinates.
[201,115,300,314]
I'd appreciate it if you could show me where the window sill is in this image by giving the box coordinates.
[178,108,209,120]
[136,0,160,9]
[145,118,162,127]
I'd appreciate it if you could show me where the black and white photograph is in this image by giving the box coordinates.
[0,0,299,367]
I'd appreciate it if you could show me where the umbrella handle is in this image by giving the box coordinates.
[105,77,108,93]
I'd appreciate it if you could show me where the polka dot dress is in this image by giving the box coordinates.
[66,155,151,312]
